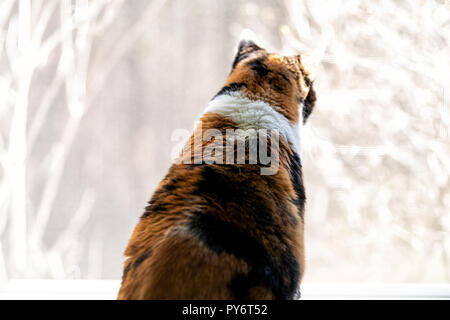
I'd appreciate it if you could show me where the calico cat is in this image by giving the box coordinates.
[118,33,317,300]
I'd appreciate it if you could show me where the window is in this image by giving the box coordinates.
[0,0,449,299]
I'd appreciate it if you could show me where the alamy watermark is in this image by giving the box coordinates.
[171,124,281,175]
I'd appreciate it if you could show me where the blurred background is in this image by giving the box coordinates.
[0,0,449,283]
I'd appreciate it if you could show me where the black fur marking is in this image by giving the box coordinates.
[142,189,169,218]
[302,84,316,123]
[143,195,168,218]
[197,166,290,238]
[269,77,285,93]
[249,58,269,76]
[122,262,132,280]
[299,67,312,88]
[189,213,299,300]
[228,273,252,300]
[197,165,243,205]
[277,72,291,84]
[122,250,152,280]
[162,178,179,192]
[134,250,152,268]
[183,164,199,170]
[189,165,299,299]
[142,169,184,218]
[197,166,275,226]
[288,152,306,218]
[213,82,247,99]
[232,52,255,69]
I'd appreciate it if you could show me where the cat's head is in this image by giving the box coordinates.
[219,31,319,124]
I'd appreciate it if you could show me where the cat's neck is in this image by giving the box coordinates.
[203,91,301,155]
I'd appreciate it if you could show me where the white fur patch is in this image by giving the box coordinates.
[204,92,301,154]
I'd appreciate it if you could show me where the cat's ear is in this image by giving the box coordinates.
[237,29,260,53]
[297,42,326,81]
[299,54,319,81]
[232,29,263,68]
[296,43,325,124]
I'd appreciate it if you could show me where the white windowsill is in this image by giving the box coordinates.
[0,280,449,300]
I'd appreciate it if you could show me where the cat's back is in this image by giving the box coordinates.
[118,162,302,300]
